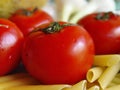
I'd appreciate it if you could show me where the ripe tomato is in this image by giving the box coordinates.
[22,22,94,84]
[9,8,54,36]
[78,12,120,55]
[0,18,23,75]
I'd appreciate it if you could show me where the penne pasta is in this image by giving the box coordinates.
[98,62,120,89]
[88,85,100,90]
[87,81,99,89]
[94,55,120,66]
[1,55,120,90]
[87,67,105,83]
[104,85,120,90]
[0,77,40,89]
[5,85,71,90]
[115,73,120,78]
[63,80,87,90]
[0,73,29,83]
[107,82,116,87]
[111,77,120,84]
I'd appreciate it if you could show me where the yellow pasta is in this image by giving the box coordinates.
[87,67,105,83]
[0,77,39,89]
[94,55,120,66]
[115,73,120,78]
[1,55,120,90]
[104,85,120,90]
[107,82,116,87]
[88,85,100,90]
[4,80,88,90]
[5,85,71,90]
[0,73,29,83]
[14,0,48,9]
[98,62,120,89]
[107,73,120,87]
[87,81,99,89]
[63,80,87,90]
[111,77,120,84]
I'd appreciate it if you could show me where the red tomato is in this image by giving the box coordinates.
[78,12,120,55]
[22,22,94,84]
[0,18,23,75]
[9,8,54,36]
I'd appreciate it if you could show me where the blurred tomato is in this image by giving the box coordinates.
[0,18,23,75]
[22,22,94,84]
[9,8,54,36]
[78,12,120,54]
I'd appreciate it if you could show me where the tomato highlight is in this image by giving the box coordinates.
[0,18,24,75]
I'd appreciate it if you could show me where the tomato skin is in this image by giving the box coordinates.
[9,8,54,36]
[0,18,23,75]
[78,12,120,55]
[22,22,94,84]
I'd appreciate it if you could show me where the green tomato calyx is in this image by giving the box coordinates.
[41,22,72,34]
[20,8,38,16]
[95,12,114,21]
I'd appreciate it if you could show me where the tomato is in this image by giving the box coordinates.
[22,22,94,84]
[78,12,120,55]
[9,8,54,36]
[0,18,23,75]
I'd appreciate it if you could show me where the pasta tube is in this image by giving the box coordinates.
[108,72,120,87]
[5,85,71,90]
[107,82,116,87]
[0,77,39,89]
[88,85,100,90]
[98,62,120,89]
[94,55,120,66]
[63,80,87,90]
[87,67,105,83]
[112,77,120,84]
[115,73,120,78]
[0,73,29,83]
[104,85,120,90]
[87,81,99,88]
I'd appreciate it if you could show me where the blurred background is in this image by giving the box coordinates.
[0,0,120,23]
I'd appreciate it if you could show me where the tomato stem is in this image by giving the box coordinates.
[95,12,113,20]
[21,8,38,16]
[41,22,72,34]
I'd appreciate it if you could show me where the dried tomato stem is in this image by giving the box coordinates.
[21,8,38,16]
[96,12,113,20]
[41,22,72,34]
